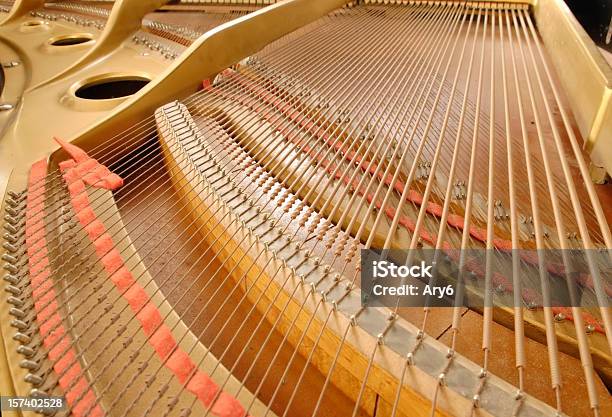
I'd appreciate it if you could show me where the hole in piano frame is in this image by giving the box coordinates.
[47,33,94,47]
[68,73,151,110]
[23,20,43,27]
[20,19,49,32]
[74,77,150,101]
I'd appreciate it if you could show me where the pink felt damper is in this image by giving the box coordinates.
[55,137,250,416]
[26,159,104,417]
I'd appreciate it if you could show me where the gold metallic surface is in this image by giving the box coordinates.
[38,0,169,88]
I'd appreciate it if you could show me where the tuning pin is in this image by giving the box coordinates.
[10,319,28,330]
[4,263,18,273]
[24,373,44,386]
[4,206,21,216]
[30,389,49,399]
[3,223,18,234]
[20,360,40,371]
[4,214,21,225]
[7,296,24,306]
[2,253,19,264]
[7,190,24,200]
[17,345,35,358]
[13,332,31,344]
[3,232,17,243]
[9,307,26,319]
[438,373,446,386]
[4,274,19,284]
[3,242,18,253]
[5,285,22,295]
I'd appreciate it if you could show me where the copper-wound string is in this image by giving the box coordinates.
[503,7,528,397]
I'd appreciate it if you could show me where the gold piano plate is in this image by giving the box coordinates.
[0,1,610,417]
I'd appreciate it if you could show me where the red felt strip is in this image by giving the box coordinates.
[212,392,246,417]
[187,371,220,407]
[137,303,163,336]
[56,139,247,416]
